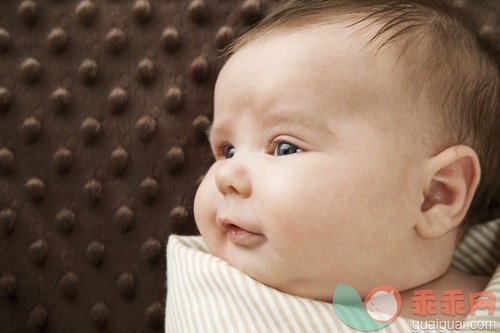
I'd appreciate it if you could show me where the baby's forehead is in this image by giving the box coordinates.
[219,23,414,112]
[237,20,379,55]
[228,21,418,92]
[232,12,405,58]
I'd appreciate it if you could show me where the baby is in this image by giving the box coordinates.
[167,0,500,331]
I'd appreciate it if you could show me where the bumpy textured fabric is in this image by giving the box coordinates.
[166,219,500,332]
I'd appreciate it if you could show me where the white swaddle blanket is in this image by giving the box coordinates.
[166,219,500,333]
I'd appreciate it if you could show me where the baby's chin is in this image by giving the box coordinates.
[218,250,333,301]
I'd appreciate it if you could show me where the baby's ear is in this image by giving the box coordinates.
[416,145,480,239]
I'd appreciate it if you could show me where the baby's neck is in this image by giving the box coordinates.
[398,267,490,321]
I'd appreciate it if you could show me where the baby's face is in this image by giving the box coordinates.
[195,24,432,300]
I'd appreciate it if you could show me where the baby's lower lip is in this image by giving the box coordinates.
[226,224,265,247]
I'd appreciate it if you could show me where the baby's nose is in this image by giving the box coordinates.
[214,157,252,197]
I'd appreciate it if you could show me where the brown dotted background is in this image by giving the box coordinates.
[0,0,498,332]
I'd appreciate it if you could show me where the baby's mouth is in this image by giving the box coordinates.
[225,223,265,247]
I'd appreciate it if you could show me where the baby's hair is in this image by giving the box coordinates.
[225,0,500,228]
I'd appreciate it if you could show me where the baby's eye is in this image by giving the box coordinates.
[274,142,303,156]
[222,145,235,159]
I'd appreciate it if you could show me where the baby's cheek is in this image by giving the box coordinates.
[262,192,321,248]
[261,188,352,260]
[193,171,219,232]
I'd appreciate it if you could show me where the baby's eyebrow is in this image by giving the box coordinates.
[263,109,334,136]
[207,110,334,144]
[205,123,231,144]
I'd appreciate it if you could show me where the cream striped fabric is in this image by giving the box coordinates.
[166,219,500,333]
